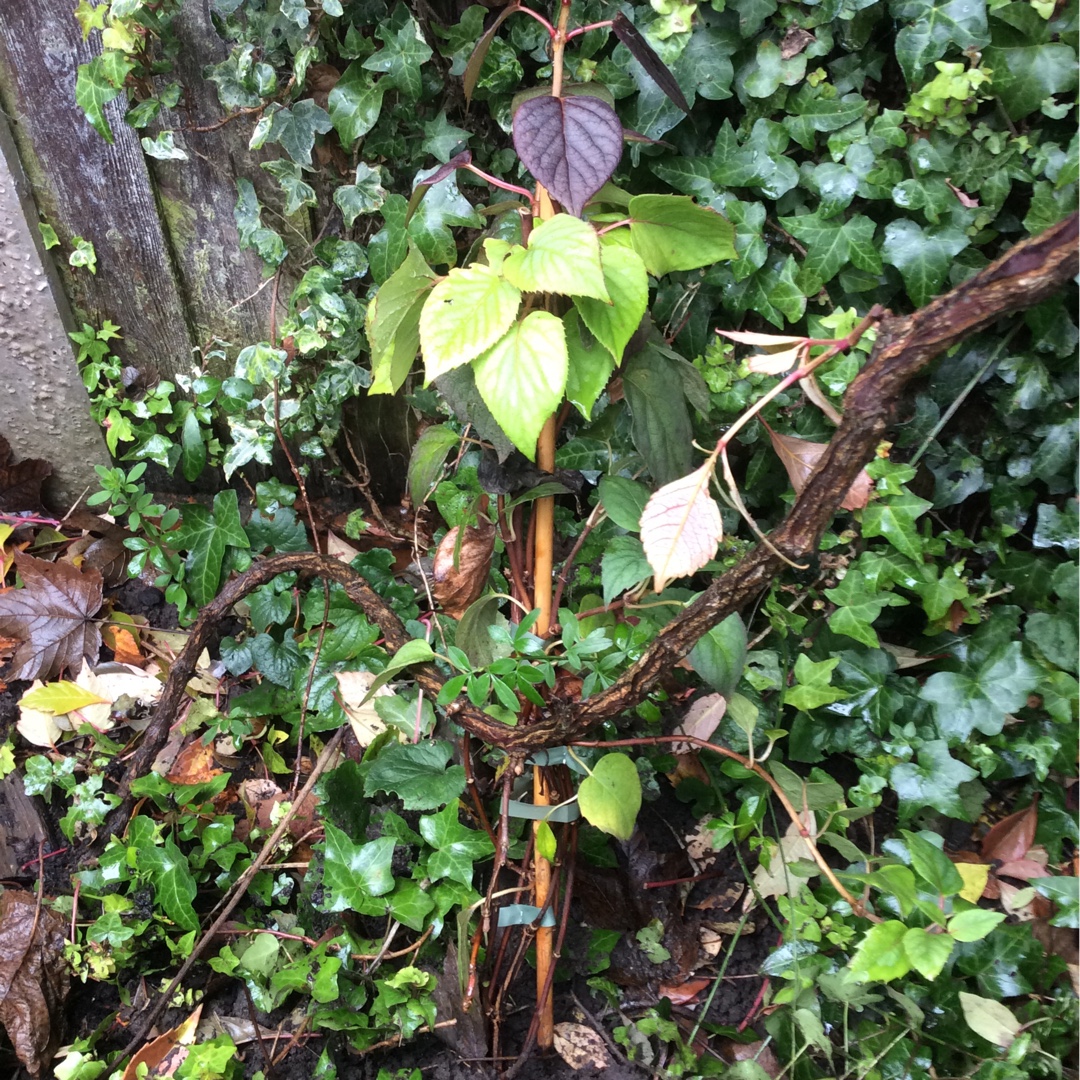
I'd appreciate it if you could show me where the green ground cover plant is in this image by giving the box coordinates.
[0,0,1075,1077]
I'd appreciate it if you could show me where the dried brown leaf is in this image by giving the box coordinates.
[165,739,224,786]
[121,1004,202,1080]
[765,426,872,511]
[0,889,70,1077]
[781,26,816,58]
[981,796,1039,864]
[433,520,496,619]
[640,460,723,592]
[0,553,103,681]
[746,343,804,375]
[553,1022,610,1070]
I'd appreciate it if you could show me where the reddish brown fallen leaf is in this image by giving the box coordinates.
[981,796,1039,864]
[764,425,872,511]
[0,553,103,681]
[433,519,496,619]
[0,434,52,514]
[165,739,224,786]
[781,26,815,58]
[0,889,70,1078]
[122,1004,202,1080]
[659,976,712,1005]
[946,178,980,208]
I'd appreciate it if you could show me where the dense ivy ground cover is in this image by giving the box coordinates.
[14,0,1077,1077]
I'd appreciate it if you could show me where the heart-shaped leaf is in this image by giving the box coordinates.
[503,214,609,300]
[578,753,641,840]
[575,244,649,362]
[473,311,568,460]
[512,95,624,218]
[640,459,723,592]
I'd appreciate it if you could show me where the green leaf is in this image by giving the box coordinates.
[901,829,964,895]
[419,804,495,886]
[850,920,911,982]
[181,409,207,483]
[958,992,1021,1048]
[328,62,387,144]
[601,535,653,604]
[882,220,970,307]
[38,223,60,250]
[422,111,471,163]
[622,346,695,485]
[319,823,396,913]
[75,56,128,142]
[984,39,1078,121]
[408,425,460,505]
[363,740,467,810]
[362,16,433,100]
[891,0,991,85]
[890,739,979,819]
[535,820,557,863]
[860,490,933,561]
[141,131,189,161]
[473,312,568,461]
[388,879,436,931]
[784,655,847,711]
[250,630,302,687]
[948,909,1007,942]
[578,753,641,840]
[598,475,651,533]
[334,162,388,226]
[138,836,199,931]
[368,245,436,395]
[825,570,909,648]
[920,641,1039,741]
[779,211,881,285]
[172,491,250,608]
[781,85,867,150]
[267,99,333,167]
[574,245,649,363]
[688,613,747,698]
[420,264,521,380]
[902,927,954,980]
[234,180,287,271]
[564,309,615,420]
[628,195,737,275]
[503,215,609,301]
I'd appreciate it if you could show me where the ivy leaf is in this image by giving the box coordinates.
[368,245,436,395]
[578,753,641,840]
[860,490,933,561]
[882,220,969,306]
[473,312,568,461]
[513,95,624,218]
[826,570,909,648]
[328,62,387,144]
[171,490,251,608]
[261,160,317,215]
[234,179,287,271]
[784,655,846,712]
[362,17,433,101]
[564,310,615,420]
[628,195,737,276]
[503,215,609,301]
[363,741,466,811]
[422,111,471,163]
[267,99,333,167]
[781,85,867,150]
[334,162,387,227]
[138,836,199,931]
[891,0,990,85]
[640,460,723,592]
[780,211,881,285]
[420,264,521,380]
[984,39,1078,121]
[319,824,396,913]
[75,55,129,142]
[419,804,495,886]
[920,642,1039,741]
[575,245,649,362]
[601,535,653,604]
[890,739,979,819]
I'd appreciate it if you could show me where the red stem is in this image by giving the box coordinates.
[566,19,614,38]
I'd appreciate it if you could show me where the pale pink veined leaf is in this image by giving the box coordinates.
[746,342,804,375]
[640,460,723,592]
[717,329,806,347]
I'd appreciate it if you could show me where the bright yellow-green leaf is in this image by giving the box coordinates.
[955,862,990,903]
[575,244,648,363]
[535,819,557,863]
[578,753,641,840]
[503,215,609,301]
[628,194,736,276]
[19,681,109,715]
[420,264,521,380]
[473,311,567,460]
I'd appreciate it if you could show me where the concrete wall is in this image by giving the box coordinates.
[0,114,107,507]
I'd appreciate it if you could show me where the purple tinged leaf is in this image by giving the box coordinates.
[512,95,623,218]
[406,150,473,223]
[611,13,690,114]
